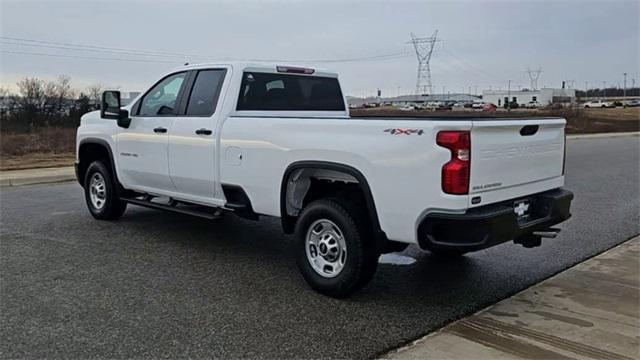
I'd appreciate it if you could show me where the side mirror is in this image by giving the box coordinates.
[101,90,131,128]
[101,90,121,119]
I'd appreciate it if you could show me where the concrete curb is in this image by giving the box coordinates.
[0,167,75,188]
[567,131,639,139]
[1,175,76,187]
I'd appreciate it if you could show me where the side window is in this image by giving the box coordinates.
[138,72,186,116]
[185,69,227,116]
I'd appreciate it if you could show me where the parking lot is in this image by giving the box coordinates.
[1,136,638,359]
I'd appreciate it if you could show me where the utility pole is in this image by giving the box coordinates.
[585,81,589,100]
[507,80,512,112]
[475,85,478,96]
[442,85,445,101]
[603,81,607,98]
[408,30,441,96]
[397,86,401,97]
[623,73,627,101]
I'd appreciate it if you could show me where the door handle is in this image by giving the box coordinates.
[195,128,213,135]
[153,127,167,133]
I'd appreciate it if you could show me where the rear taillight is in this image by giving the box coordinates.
[437,131,470,195]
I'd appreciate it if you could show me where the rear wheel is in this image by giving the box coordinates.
[295,198,378,298]
[84,161,127,220]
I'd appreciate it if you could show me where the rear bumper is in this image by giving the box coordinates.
[418,189,573,252]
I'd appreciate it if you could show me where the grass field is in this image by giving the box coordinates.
[1,127,76,171]
[351,106,639,134]
[582,107,640,121]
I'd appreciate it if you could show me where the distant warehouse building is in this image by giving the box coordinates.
[482,88,575,107]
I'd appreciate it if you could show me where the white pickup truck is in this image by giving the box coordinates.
[76,62,573,297]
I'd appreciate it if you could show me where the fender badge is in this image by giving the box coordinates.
[384,128,424,135]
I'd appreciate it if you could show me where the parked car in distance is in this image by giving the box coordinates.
[526,101,542,109]
[623,99,640,108]
[583,100,614,108]
[435,102,453,111]
[482,103,497,112]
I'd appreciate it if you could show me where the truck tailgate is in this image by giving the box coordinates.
[469,118,565,205]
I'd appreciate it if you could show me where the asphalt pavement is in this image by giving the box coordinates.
[1,136,638,359]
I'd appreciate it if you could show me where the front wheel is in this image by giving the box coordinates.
[295,198,378,298]
[84,161,127,220]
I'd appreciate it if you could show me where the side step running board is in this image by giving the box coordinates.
[121,197,222,220]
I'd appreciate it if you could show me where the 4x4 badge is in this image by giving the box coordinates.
[384,128,424,135]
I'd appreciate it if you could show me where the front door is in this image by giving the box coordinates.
[117,71,188,193]
[168,68,227,203]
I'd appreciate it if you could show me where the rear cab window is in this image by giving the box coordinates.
[236,72,345,111]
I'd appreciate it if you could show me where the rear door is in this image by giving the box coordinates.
[469,118,565,205]
[168,68,228,204]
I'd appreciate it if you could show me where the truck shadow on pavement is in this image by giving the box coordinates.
[116,206,485,303]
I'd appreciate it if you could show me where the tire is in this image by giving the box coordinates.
[295,198,379,298]
[84,160,127,220]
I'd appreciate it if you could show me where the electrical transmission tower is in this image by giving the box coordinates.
[408,30,440,96]
[526,68,543,90]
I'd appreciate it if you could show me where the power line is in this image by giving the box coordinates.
[437,52,496,83]
[440,48,508,82]
[0,35,206,59]
[0,50,180,64]
[0,40,190,60]
[0,35,412,64]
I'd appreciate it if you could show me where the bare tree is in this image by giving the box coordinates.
[16,77,46,113]
[55,75,74,112]
[43,80,57,117]
[0,86,10,99]
[86,83,104,108]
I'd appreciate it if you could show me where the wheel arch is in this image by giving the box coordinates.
[280,161,386,242]
[77,138,118,188]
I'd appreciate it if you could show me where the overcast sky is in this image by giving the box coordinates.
[1,0,638,97]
